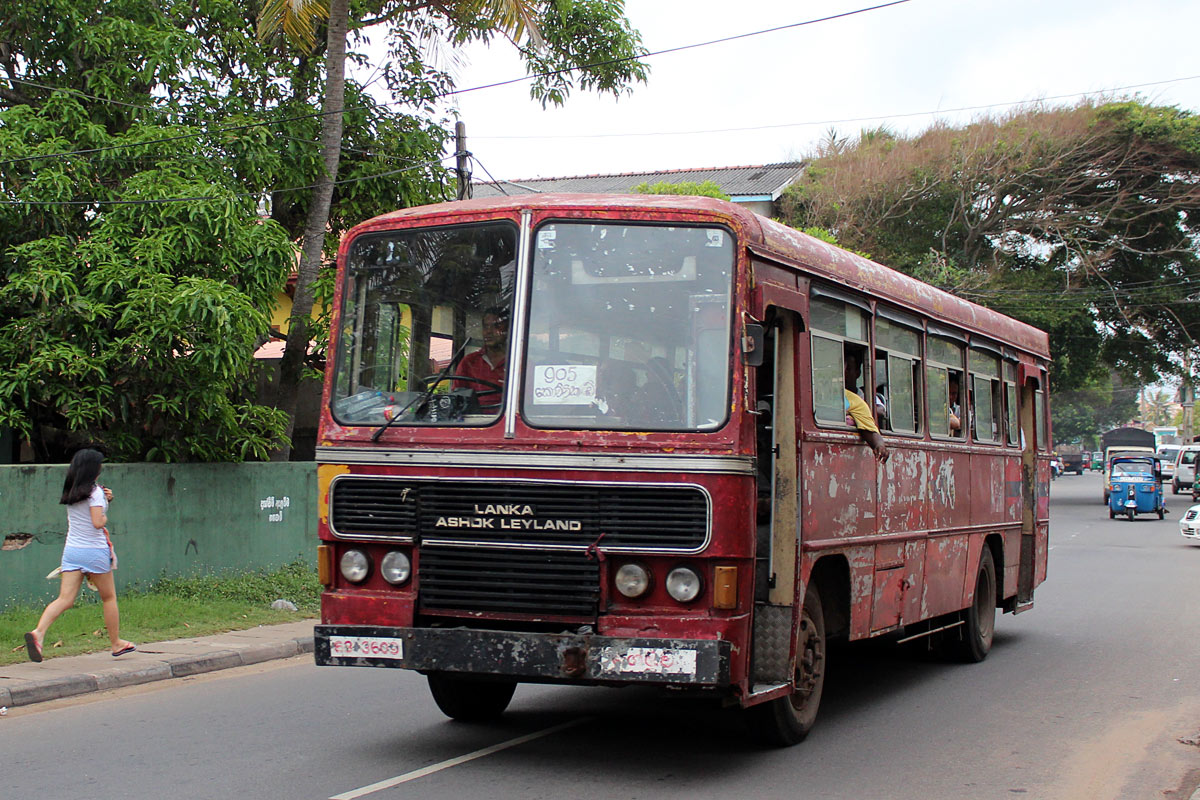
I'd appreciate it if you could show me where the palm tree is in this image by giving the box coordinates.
[257,0,538,458]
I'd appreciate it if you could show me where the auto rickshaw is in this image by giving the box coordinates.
[1107,455,1165,520]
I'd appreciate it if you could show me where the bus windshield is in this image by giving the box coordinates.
[331,221,518,426]
[522,221,735,431]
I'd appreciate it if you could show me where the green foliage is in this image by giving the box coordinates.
[0,560,319,665]
[146,559,322,612]
[782,101,1200,394]
[1050,371,1140,444]
[0,0,454,461]
[632,180,731,200]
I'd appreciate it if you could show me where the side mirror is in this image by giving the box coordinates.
[742,323,765,367]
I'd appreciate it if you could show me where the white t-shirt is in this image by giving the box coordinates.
[65,485,108,549]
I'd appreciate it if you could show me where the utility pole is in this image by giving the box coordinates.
[1184,349,1195,443]
[455,121,471,201]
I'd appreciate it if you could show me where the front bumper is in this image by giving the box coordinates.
[1181,520,1200,540]
[314,624,731,687]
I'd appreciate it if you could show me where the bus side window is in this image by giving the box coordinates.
[876,315,921,434]
[1003,362,1019,446]
[968,347,1001,443]
[927,334,965,439]
[810,295,869,426]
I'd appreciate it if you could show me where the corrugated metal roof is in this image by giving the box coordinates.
[472,162,804,200]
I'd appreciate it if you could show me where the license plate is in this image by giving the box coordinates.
[599,646,697,676]
[329,635,404,660]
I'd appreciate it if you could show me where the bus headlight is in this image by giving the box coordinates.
[340,550,370,583]
[666,567,702,603]
[614,563,651,598]
[380,551,411,585]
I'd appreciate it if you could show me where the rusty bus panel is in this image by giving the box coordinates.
[921,534,969,618]
[878,445,930,534]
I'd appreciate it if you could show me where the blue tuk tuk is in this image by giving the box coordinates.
[1107,455,1164,520]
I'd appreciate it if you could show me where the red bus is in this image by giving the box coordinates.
[313,194,1051,745]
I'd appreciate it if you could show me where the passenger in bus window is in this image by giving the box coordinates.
[596,360,638,417]
[948,373,962,435]
[843,388,890,463]
[456,310,508,408]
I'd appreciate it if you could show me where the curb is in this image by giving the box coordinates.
[1,635,314,709]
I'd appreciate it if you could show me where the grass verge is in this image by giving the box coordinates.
[1,561,319,666]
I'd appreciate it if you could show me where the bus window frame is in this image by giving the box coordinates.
[873,310,923,436]
[809,292,871,429]
[926,332,967,441]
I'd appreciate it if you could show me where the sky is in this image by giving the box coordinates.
[432,0,1200,182]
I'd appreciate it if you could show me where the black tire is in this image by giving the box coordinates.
[1173,481,1180,495]
[745,584,827,747]
[1109,508,1116,519]
[1158,507,1165,520]
[948,548,996,663]
[1127,508,1135,522]
[1103,491,1109,505]
[427,673,517,721]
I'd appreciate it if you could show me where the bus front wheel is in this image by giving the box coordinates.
[745,584,827,747]
[427,672,517,721]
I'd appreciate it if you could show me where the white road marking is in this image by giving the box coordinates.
[329,717,591,799]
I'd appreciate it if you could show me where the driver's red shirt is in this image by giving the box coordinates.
[455,349,506,402]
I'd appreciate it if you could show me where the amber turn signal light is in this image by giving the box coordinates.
[317,544,333,587]
[713,566,737,609]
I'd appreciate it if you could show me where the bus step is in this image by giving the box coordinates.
[749,682,791,698]
[1012,600,1036,615]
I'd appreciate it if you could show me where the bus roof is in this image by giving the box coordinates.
[351,193,1050,361]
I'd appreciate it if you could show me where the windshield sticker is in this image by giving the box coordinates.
[537,229,557,249]
[705,230,724,247]
[532,364,596,405]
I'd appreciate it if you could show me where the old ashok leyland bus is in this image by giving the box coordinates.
[313,194,1051,745]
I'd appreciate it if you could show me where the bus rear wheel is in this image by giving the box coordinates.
[948,548,996,663]
[427,673,517,721]
[745,584,826,747]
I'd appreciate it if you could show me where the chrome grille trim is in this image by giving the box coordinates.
[327,474,712,553]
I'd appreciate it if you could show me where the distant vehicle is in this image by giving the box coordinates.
[1107,455,1164,520]
[1081,452,1092,470]
[1103,448,1158,504]
[1180,503,1200,541]
[1091,451,1104,471]
[1157,445,1181,483]
[1172,445,1200,494]
[1059,446,1085,474]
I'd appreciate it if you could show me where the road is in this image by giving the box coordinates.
[6,472,1200,800]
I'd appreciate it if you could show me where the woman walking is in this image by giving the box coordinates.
[24,448,135,662]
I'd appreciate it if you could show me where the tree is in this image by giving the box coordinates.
[1050,371,1140,446]
[781,101,1200,395]
[259,0,649,458]
[0,0,453,461]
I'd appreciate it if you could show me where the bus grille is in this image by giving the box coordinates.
[418,546,600,617]
[329,477,708,550]
[330,478,418,535]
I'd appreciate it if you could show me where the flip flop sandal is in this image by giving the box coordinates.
[24,632,43,663]
[112,643,136,658]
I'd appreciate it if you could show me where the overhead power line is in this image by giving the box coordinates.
[0,1,910,169]
[472,74,1200,141]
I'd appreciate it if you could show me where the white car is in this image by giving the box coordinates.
[1181,504,1200,541]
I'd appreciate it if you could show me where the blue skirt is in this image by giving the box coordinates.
[61,546,112,574]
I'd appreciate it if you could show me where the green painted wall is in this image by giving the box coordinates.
[0,463,316,610]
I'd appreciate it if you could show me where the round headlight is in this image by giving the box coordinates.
[340,549,370,583]
[614,563,651,598]
[380,550,411,585]
[665,567,702,603]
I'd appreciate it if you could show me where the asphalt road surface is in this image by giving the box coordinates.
[6,471,1200,800]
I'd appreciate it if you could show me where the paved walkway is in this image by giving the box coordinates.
[0,620,314,709]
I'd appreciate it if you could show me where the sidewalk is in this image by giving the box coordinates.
[0,620,314,709]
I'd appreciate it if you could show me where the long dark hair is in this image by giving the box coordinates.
[61,448,104,505]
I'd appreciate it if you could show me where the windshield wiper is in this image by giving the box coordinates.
[370,338,472,442]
